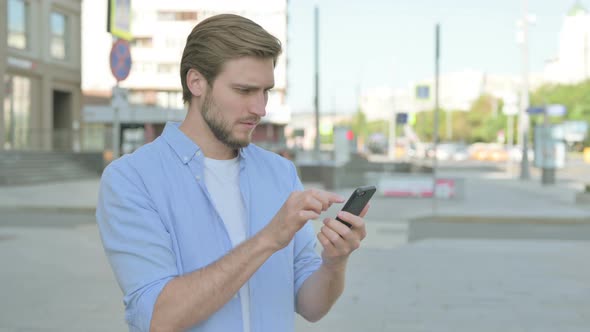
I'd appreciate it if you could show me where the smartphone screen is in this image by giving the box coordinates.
[336,185,376,227]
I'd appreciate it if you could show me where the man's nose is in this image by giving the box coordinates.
[249,92,267,117]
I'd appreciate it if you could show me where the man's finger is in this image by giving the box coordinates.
[317,232,335,250]
[321,225,344,246]
[336,210,365,229]
[310,190,345,210]
[298,210,320,222]
[359,203,370,218]
[324,218,354,240]
[302,194,323,214]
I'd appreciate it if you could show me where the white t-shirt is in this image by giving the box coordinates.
[204,156,250,332]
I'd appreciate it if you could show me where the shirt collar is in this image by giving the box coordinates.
[162,121,248,164]
[162,122,201,164]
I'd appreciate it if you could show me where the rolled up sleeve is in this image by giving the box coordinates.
[96,161,178,331]
[293,224,322,296]
[290,163,322,297]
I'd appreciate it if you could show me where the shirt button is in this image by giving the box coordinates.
[195,175,201,181]
[183,156,189,162]
[195,151,201,157]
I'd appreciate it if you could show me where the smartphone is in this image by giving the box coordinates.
[336,185,376,227]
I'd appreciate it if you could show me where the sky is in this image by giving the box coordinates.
[286,0,581,113]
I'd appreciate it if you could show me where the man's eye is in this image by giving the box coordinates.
[236,88,250,94]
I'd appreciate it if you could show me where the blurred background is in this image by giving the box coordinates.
[1,0,589,331]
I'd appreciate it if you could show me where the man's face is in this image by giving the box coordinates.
[200,56,275,149]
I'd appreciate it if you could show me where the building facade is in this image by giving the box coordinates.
[1,0,82,151]
[544,2,590,84]
[82,0,290,154]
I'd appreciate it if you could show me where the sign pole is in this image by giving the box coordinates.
[112,84,121,160]
[506,114,514,175]
[519,0,531,180]
[389,109,396,160]
[541,110,555,185]
[432,23,441,214]
[107,0,132,161]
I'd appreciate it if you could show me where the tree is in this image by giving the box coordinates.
[350,109,368,145]
[530,80,590,146]
[466,94,506,143]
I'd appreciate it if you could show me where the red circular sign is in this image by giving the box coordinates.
[110,39,132,82]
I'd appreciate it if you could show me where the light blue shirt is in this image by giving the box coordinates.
[96,122,321,332]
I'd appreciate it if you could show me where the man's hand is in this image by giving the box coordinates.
[263,189,345,250]
[317,204,369,270]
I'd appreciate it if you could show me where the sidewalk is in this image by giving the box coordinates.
[0,169,588,218]
[0,179,100,212]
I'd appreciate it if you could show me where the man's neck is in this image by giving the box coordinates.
[179,109,237,160]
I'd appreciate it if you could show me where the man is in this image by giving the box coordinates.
[96,14,368,332]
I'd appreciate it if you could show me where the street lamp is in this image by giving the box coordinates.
[515,0,536,180]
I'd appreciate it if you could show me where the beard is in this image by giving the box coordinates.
[201,91,257,150]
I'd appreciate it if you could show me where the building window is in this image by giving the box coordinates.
[178,11,198,21]
[157,63,177,74]
[7,0,29,50]
[3,75,32,149]
[50,11,68,60]
[131,37,153,48]
[132,62,156,74]
[157,10,197,21]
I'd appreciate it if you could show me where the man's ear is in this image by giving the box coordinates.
[186,69,207,98]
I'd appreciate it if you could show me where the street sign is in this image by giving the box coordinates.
[110,39,132,82]
[526,106,545,114]
[107,0,132,41]
[526,104,567,117]
[111,86,129,108]
[416,85,430,100]
[545,104,567,117]
[396,113,408,124]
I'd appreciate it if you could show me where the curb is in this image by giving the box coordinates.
[0,206,96,214]
[410,214,590,225]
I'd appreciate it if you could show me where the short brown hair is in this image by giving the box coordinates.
[180,14,282,104]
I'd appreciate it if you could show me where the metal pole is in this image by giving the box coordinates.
[432,23,440,210]
[585,31,589,80]
[313,5,321,161]
[541,109,555,184]
[446,110,452,140]
[389,109,396,160]
[433,23,440,171]
[519,0,531,180]
[506,114,514,174]
[112,85,121,160]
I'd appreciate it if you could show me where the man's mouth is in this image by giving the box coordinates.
[239,118,260,127]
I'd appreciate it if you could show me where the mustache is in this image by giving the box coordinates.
[239,117,261,124]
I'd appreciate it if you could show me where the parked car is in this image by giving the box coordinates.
[469,143,510,162]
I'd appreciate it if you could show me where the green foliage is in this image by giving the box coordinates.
[367,120,389,137]
[350,109,368,141]
[530,80,590,145]
[320,133,333,144]
[409,80,590,145]
[466,95,506,143]
[412,95,509,143]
